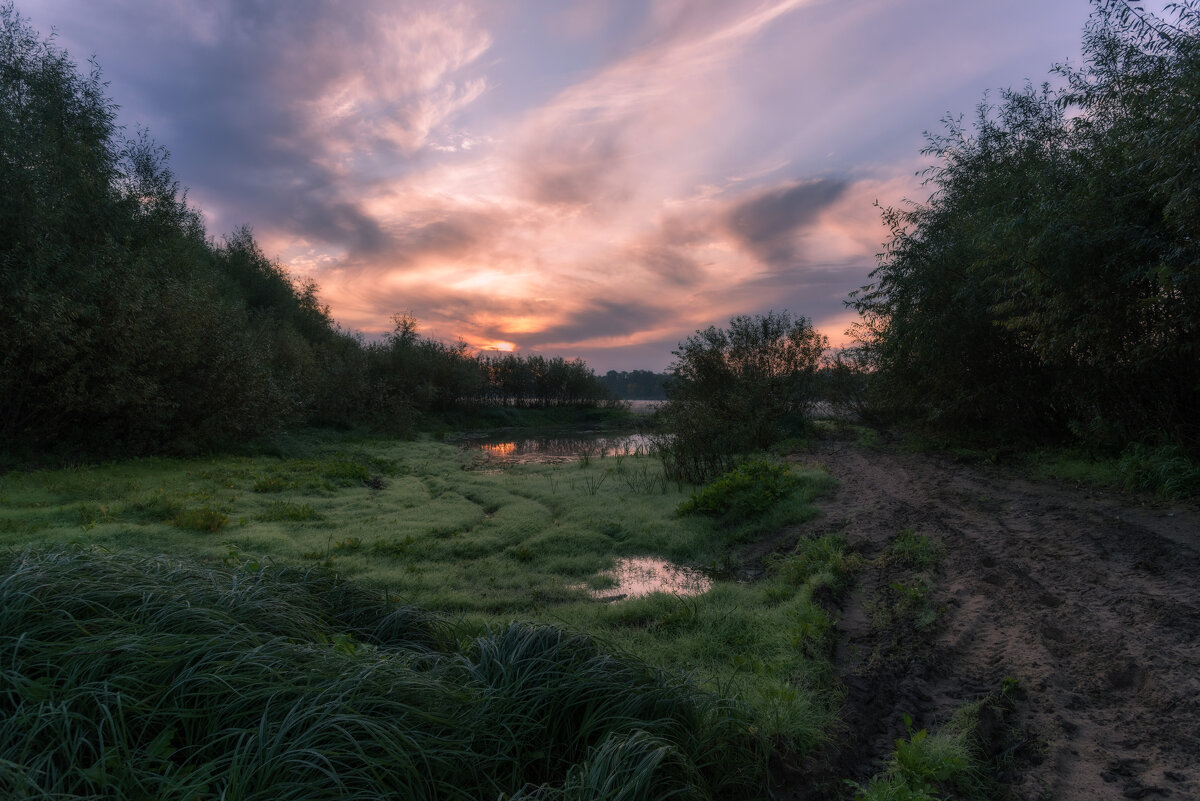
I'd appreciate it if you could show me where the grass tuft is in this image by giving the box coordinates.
[0,548,763,800]
[171,506,229,532]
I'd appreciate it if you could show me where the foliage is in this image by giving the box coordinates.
[0,6,612,462]
[657,312,827,482]
[887,530,945,571]
[1117,443,1200,498]
[851,0,1200,457]
[675,458,834,546]
[851,702,996,801]
[678,459,804,518]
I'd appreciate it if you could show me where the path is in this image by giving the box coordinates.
[790,439,1200,799]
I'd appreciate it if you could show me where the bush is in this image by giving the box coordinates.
[678,459,804,519]
[658,312,826,483]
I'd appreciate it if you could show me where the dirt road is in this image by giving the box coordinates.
[791,439,1200,800]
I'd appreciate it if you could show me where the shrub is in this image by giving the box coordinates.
[658,312,826,483]
[678,459,803,518]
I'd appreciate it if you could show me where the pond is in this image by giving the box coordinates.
[452,431,656,467]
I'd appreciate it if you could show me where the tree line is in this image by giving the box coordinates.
[848,0,1199,457]
[0,5,609,460]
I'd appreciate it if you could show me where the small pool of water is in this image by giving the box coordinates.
[454,432,655,466]
[587,557,712,601]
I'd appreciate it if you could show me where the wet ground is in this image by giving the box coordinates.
[778,438,1200,799]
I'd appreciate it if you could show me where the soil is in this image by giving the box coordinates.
[774,435,1200,800]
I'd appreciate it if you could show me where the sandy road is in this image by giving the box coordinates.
[790,439,1200,800]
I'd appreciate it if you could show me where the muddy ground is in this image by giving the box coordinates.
[777,436,1200,800]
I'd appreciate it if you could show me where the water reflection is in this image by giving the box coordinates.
[458,433,655,466]
[589,557,712,601]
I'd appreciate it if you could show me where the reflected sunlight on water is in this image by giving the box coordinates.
[588,557,712,600]
[457,433,654,466]
[480,442,517,456]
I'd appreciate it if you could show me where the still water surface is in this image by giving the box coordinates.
[453,431,654,466]
[588,557,712,600]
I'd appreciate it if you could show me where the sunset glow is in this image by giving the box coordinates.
[24,0,1122,370]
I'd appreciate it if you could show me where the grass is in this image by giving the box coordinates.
[888,529,945,572]
[869,530,945,638]
[0,430,847,770]
[849,686,1018,801]
[1029,444,1200,499]
[0,547,758,800]
[896,436,1200,500]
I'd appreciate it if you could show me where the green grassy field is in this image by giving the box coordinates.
[1,429,851,798]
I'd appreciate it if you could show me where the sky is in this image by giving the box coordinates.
[20,0,1130,371]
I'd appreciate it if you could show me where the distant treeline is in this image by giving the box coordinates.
[848,0,1200,456]
[0,7,609,459]
[600,370,670,400]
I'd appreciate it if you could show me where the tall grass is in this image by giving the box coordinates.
[0,548,763,800]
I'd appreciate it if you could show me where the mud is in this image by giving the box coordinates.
[782,437,1200,799]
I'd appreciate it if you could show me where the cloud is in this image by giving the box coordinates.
[519,129,629,208]
[31,0,976,370]
[76,0,493,250]
[725,179,848,267]
[517,299,667,349]
[626,245,705,286]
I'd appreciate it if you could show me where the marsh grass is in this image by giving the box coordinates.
[0,548,759,800]
[0,432,843,759]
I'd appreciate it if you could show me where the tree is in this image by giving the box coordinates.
[0,5,331,456]
[658,311,826,482]
[851,0,1200,452]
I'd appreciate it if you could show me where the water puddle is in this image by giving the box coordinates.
[455,432,655,467]
[587,557,712,601]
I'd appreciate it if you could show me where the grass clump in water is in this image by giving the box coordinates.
[0,547,764,800]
